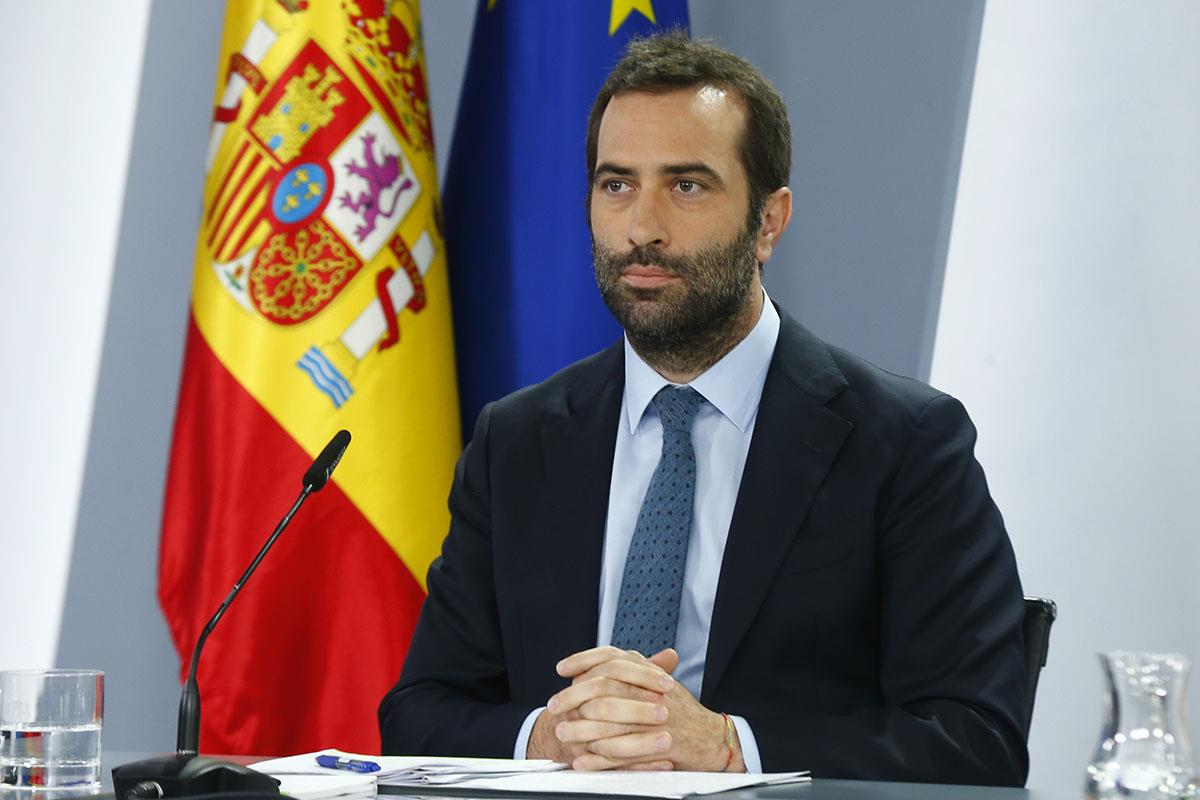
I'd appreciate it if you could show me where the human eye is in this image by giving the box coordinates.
[601,178,631,195]
[674,178,705,195]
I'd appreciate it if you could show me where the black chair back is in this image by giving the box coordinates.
[1021,596,1057,735]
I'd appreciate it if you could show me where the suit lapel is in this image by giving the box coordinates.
[535,345,624,660]
[702,314,854,702]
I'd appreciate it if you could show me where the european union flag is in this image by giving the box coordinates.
[444,0,690,434]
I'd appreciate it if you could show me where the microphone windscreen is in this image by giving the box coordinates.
[303,429,351,492]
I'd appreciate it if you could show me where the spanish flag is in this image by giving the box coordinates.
[158,0,458,754]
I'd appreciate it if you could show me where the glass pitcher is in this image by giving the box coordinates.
[1085,651,1199,799]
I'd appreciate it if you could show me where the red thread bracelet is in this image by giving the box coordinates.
[721,713,736,772]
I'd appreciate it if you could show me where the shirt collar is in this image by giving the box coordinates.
[623,288,781,434]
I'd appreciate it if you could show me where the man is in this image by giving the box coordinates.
[380,33,1028,786]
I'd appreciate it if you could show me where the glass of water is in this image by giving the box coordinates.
[0,670,104,794]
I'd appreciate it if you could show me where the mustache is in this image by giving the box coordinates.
[605,244,695,277]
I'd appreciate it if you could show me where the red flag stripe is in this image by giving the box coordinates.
[158,315,428,754]
[213,170,273,261]
[206,139,253,228]
[207,151,266,252]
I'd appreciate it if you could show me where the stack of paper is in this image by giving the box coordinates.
[253,749,811,799]
[267,772,376,800]
[387,768,811,798]
[252,750,563,796]
[374,755,565,786]
[251,752,378,800]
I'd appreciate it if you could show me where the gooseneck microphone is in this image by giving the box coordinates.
[113,430,351,800]
[177,428,352,754]
[303,428,352,493]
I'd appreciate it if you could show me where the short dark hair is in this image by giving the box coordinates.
[585,30,792,229]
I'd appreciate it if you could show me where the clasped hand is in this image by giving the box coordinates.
[527,646,743,772]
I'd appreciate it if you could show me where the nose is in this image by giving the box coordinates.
[626,192,669,250]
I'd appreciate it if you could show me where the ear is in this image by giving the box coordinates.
[755,187,793,265]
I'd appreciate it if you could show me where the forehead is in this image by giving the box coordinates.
[596,86,746,169]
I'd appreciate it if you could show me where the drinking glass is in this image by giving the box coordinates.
[0,670,104,794]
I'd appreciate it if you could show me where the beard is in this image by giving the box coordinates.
[592,222,761,376]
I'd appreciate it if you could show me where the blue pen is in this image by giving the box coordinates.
[315,755,381,773]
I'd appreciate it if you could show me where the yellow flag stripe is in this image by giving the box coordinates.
[213,164,270,260]
[192,0,460,589]
[220,193,266,262]
[207,143,259,234]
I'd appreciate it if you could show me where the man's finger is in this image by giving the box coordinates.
[577,696,667,725]
[647,648,680,674]
[547,675,663,715]
[585,730,672,760]
[572,753,674,772]
[555,718,654,743]
[569,657,675,692]
[557,645,643,677]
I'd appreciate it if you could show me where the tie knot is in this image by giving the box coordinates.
[652,386,704,434]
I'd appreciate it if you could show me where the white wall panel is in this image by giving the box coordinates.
[932,1,1200,791]
[0,0,151,669]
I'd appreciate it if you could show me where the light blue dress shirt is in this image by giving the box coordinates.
[515,291,781,772]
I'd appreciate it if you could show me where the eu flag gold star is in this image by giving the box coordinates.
[609,0,657,36]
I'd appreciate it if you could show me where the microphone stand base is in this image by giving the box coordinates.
[112,754,281,799]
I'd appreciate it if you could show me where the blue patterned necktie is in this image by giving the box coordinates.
[610,385,705,655]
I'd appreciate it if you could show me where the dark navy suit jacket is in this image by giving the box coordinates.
[379,310,1029,786]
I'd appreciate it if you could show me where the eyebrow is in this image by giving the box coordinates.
[594,161,727,189]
